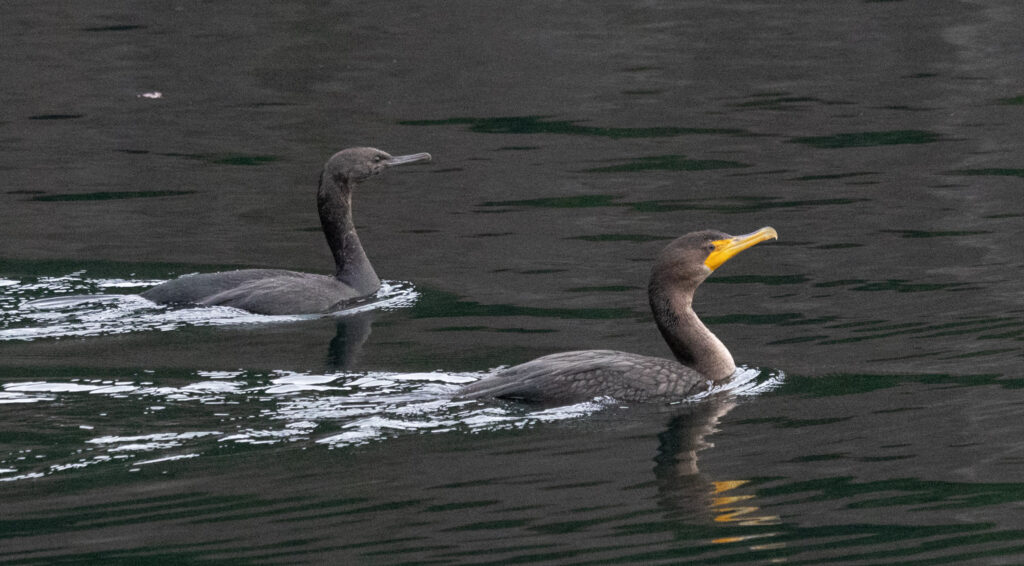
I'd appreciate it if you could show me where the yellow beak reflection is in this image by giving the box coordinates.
[704,227,779,271]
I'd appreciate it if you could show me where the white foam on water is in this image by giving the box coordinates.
[0,272,419,342]
[0,274,786,483]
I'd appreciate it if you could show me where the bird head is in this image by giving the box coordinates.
[653,227,778,288]
[324,147,432,185]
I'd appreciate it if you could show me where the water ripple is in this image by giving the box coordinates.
[0,272,419,341]
[0,366,783,482]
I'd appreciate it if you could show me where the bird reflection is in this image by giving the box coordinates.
[652,394,783,553]
[325,310,376,370]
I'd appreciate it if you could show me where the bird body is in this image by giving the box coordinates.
[140,147,430,315]
[458,350,713,403]
[458,227,778,403]
[139,269,363,315]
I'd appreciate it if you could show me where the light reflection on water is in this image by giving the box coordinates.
[0,364,783,483]
[0,272,420,341]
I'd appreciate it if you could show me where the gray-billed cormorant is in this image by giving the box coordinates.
[141,147,431,315]
[457,227,778,403]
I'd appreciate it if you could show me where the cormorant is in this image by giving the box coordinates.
[457,227,778,403]
[141,147,431,315]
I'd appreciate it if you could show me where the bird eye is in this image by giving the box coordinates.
[373,155,384,163]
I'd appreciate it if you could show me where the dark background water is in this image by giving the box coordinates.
[2,1,1023,564]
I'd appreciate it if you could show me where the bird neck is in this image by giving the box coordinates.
[648,279,736,381]
[317,175,381,294]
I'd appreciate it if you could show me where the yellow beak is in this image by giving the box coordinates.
[704,227,779,271]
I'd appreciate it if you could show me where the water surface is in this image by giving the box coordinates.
[2,1,1023,564]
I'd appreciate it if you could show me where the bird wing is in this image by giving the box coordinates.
[458,350,708,403]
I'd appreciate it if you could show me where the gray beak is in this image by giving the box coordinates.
[386,152,432,166]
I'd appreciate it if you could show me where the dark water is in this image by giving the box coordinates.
[2,1,1023,564]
